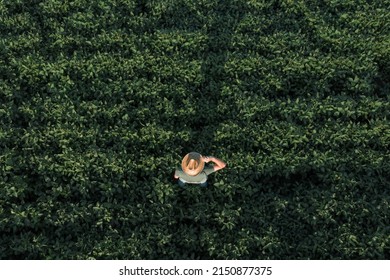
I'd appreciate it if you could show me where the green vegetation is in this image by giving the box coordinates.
[0,0,389,259]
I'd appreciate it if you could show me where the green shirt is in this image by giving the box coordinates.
[175,165,216,184]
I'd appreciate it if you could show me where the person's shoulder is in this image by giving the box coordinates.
[175,167,184,175]
[203,165,216,175]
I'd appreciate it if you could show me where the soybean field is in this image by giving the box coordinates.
[0,0,389,259]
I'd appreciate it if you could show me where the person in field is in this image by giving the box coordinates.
[174,152,226,187]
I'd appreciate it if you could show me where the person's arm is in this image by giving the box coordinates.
[174,169,179,179]
[203,156,226,172]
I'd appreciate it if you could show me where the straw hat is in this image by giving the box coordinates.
[181,152,205,176]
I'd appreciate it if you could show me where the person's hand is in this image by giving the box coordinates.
[202,156,212,163]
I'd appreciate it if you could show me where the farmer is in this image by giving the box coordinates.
[174,152,226,187]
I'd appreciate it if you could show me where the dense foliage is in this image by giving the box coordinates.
[0,0,389,259]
